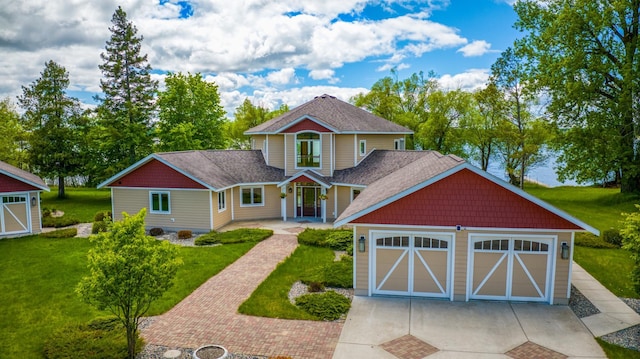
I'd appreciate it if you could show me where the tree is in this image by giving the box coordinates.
[0,98,27,167]
[621,205,640,295]
[228,98,288,149]
[77,208,181,359]
[514,0,640,192]
[94,6,157,181]
[18,61,83,198]
[156,72,227,151]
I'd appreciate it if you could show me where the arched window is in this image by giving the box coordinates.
[296,132,320,167]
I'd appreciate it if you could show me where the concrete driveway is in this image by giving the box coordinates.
[333,297,606,359]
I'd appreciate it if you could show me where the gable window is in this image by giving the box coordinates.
[359,140,366,156]
[241,186,264,206]
[150,192,170,214]
[218,191,226,212]
[351,188,361,202]
[296,132,320,167]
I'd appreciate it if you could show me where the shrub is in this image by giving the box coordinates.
[325,230,352,250]
[297,228,327,247]
[575,232,617,249]
[346,243,353,256]
[92,221,109,234]
[307,281,325,292]
[149,227,164,236]
[602,229,623,247]
[41,228,77,238]
[94,211,112,222]
[42,215,80,228]
[43,317,143,359]
[303,255,353,288]
[177,230,192,239]
[295,291,351,321]
[42,207,52,218]
[195,228,273,246]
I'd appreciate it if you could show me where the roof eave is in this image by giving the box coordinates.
[0,170,50,192]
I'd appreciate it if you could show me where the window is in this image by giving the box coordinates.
[474,239,509,251]
[351,188,361,202]
[218,191,226,212]
[415,236,448,249]
[394,138,405,150]
[359,140,366,156]
[2,196,26,203]
[296,132,320,167]
[376,236,410,247]
[150,192,170,213]
[241,186,263,206]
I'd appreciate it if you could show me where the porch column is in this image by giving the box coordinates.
[321,187,327,223]
[281,187,287,221]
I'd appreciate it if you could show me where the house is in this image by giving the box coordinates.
[99,94,597,304]
[0,160,49,238]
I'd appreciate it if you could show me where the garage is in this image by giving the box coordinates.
[468,235,555,302]
[372,231,453,299]
[1,194,30,235]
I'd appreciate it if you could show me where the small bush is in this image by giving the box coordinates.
[42,207,52,218]
[195,228,273,246]
[149,227,164,236]
[307,281,325,292]
[325,230,352,250]
[302,256,353,288]
[295,291,351,321]
[93,211,112,222]
[43,317,143,359]
[92,221,109,234]
[575,232,617,249]
[41,228,77,238]
[178,230,192,239]
[297,228,328,247]
[42,215,80,228]
[602,229,623,247]
[346,243,353,256]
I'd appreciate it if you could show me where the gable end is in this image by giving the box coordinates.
[106,159,207,189]
[0,173,41,192]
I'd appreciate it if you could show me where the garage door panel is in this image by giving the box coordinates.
[511,253,548,299]
[473,253,508,297]
[413,251,447,295]
[376,249,409,292]
[2,200,29,234]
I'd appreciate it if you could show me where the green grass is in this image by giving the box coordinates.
[596,338,640,358]
[238,244,339,320]
[0,234,258,358]
[41,187,111,223]
[195,228,274,245]
[574,246,637,298]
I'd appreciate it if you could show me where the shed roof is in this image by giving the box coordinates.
[0,160,49,191]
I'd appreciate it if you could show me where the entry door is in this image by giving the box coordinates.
[296,187,321,217]
[469,236,554,302]
[1,195,29,235]
[373,233,452,298]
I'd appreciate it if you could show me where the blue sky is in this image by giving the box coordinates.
[0,0,521,115]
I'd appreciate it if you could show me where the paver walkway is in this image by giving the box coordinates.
[142,233,343,359]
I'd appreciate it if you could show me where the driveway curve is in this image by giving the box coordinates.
[142,233,343,359]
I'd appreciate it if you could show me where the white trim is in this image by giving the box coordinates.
[277,170,331,189]
[333,186,338,219]
[239,185,265,207]
[276,115,339,134]
[359,139,366,157]
[264,135,269,163]
[353,225,357,289]
[110,188,115,221]
[231,188,235,220]
[353,134,358,167]
[330,133,334,176]
[209,191,214,230]
[334,163,599,235]
[97,154,214,190]
[294,131,323,170]
[217,191,227,212]
[284,133,288,174]
[149,191,171,214]
[36,192,42,232]
[0,192,31,235]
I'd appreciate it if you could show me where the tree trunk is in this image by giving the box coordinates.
[57,176,65,199]
[126,325,136,359]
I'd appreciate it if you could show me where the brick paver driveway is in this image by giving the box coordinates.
[142,233,343,359]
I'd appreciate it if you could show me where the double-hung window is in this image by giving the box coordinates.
[296,132,320,167]
[150,192,170,214]
[241,186,263,206]
[218,191,226,212]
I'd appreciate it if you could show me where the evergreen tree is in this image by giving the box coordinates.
[94,6,157,180]
[18,60,83,198]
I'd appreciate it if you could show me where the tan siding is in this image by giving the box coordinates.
[354,226,370,294]
[336,186,353,219]
[453,231,468,300]
[233,185,281,220]
[335,134,355,170]
[213,189,232,230]
[554,232,572,302]
[320,133,332,176]
[285,134,295,176]
[357,134,402,161]
[252,135,265,151]
[267,135,285,169]
[30,191,42,234]
[112,188,211,231]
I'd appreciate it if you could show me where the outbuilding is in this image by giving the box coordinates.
[334,154,598,304]
[0,161,49,238]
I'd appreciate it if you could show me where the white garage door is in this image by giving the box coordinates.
[0,194,30,236]
[468,235,555,303]
[372,232,453,298]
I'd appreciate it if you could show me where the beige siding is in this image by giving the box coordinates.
[112,188,211,232]
[319,133,332,176]
[251,135,265,151]
[213,189,232,230]
[335,186,353,219]
[357,134,400,161]
[334,134,355,170]
[267,135,285,169]
[453,231,469,300]
[553,232,572,304]
[285,134,295,176]
[232,185,281,220]
[354,226,370,295]
[30,191,42,234]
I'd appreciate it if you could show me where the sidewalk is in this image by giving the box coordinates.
[572,262,640,336]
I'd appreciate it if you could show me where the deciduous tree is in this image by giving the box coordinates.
[77,209,181,359]
[0,98,27,167]
[228,98,288,149]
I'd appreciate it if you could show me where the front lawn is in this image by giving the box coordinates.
[41,187,111,223]
[0,233,258,358]
[574,246,637,298]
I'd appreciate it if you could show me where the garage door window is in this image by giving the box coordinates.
[474,239,509,251]
[2,196,26,203]
[415,236,448,249]
[514,239,548,252]
[377,236,409,247]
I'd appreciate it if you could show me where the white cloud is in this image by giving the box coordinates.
[457,40,493,57]
[266,68,297,86]
[438,69,490,91]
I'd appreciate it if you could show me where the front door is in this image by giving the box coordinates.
[296,186,321,217]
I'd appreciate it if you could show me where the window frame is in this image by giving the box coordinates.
[295,132,321,168]
[218,191,227,212]
[351,188,362,202]
[149,191,171,214]
[359,139,366,156]
[240,186,265,207]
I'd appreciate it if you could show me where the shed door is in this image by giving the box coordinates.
[373,232,452,298]
[1,195,29,235]
[469,236,554,302]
